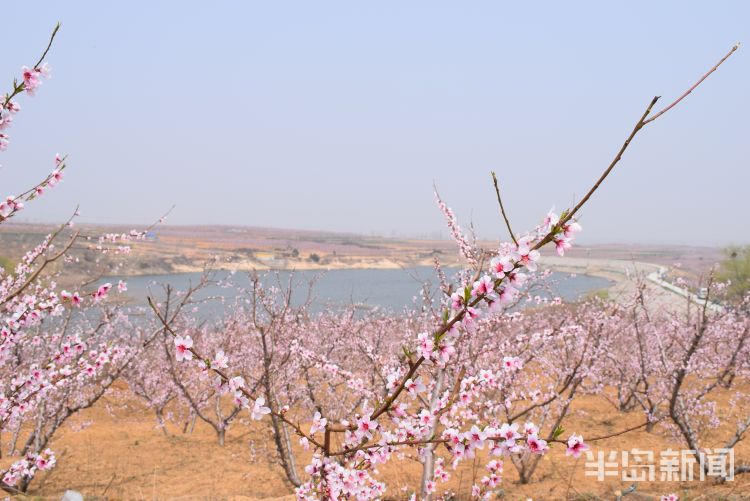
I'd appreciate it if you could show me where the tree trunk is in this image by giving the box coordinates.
[155,408,169,436]
[420,369,445,499]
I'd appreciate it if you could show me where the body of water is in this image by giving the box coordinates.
[114,267,612,317]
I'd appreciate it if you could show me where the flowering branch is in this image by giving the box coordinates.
[146,296,324,450]
[2,22,59,108]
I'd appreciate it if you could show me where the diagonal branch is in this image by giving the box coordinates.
[546,43,739,240]
[559,96,660,227]
[644,43,740,125]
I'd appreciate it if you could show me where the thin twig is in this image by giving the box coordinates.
[644,43,740,125]
[491,171,518,246]
[143,204,176,233]
[101,472,116,496]
[568,420,652,443]
[34,22,61,69]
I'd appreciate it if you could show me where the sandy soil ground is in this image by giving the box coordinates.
[12,384,750,500]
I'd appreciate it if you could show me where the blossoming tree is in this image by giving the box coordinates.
[151,42,739,500]
[0,25,167,493]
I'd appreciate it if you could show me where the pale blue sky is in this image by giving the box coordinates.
[1,1,747,245]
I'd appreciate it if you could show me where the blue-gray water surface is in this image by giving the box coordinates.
[114,268,612,318]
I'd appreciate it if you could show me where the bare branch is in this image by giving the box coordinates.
[491,171,518,246]
[644,43,740,125]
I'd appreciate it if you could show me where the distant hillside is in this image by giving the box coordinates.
[0,222,721,278]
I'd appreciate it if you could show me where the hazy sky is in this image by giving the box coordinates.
[1,1,748,246]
